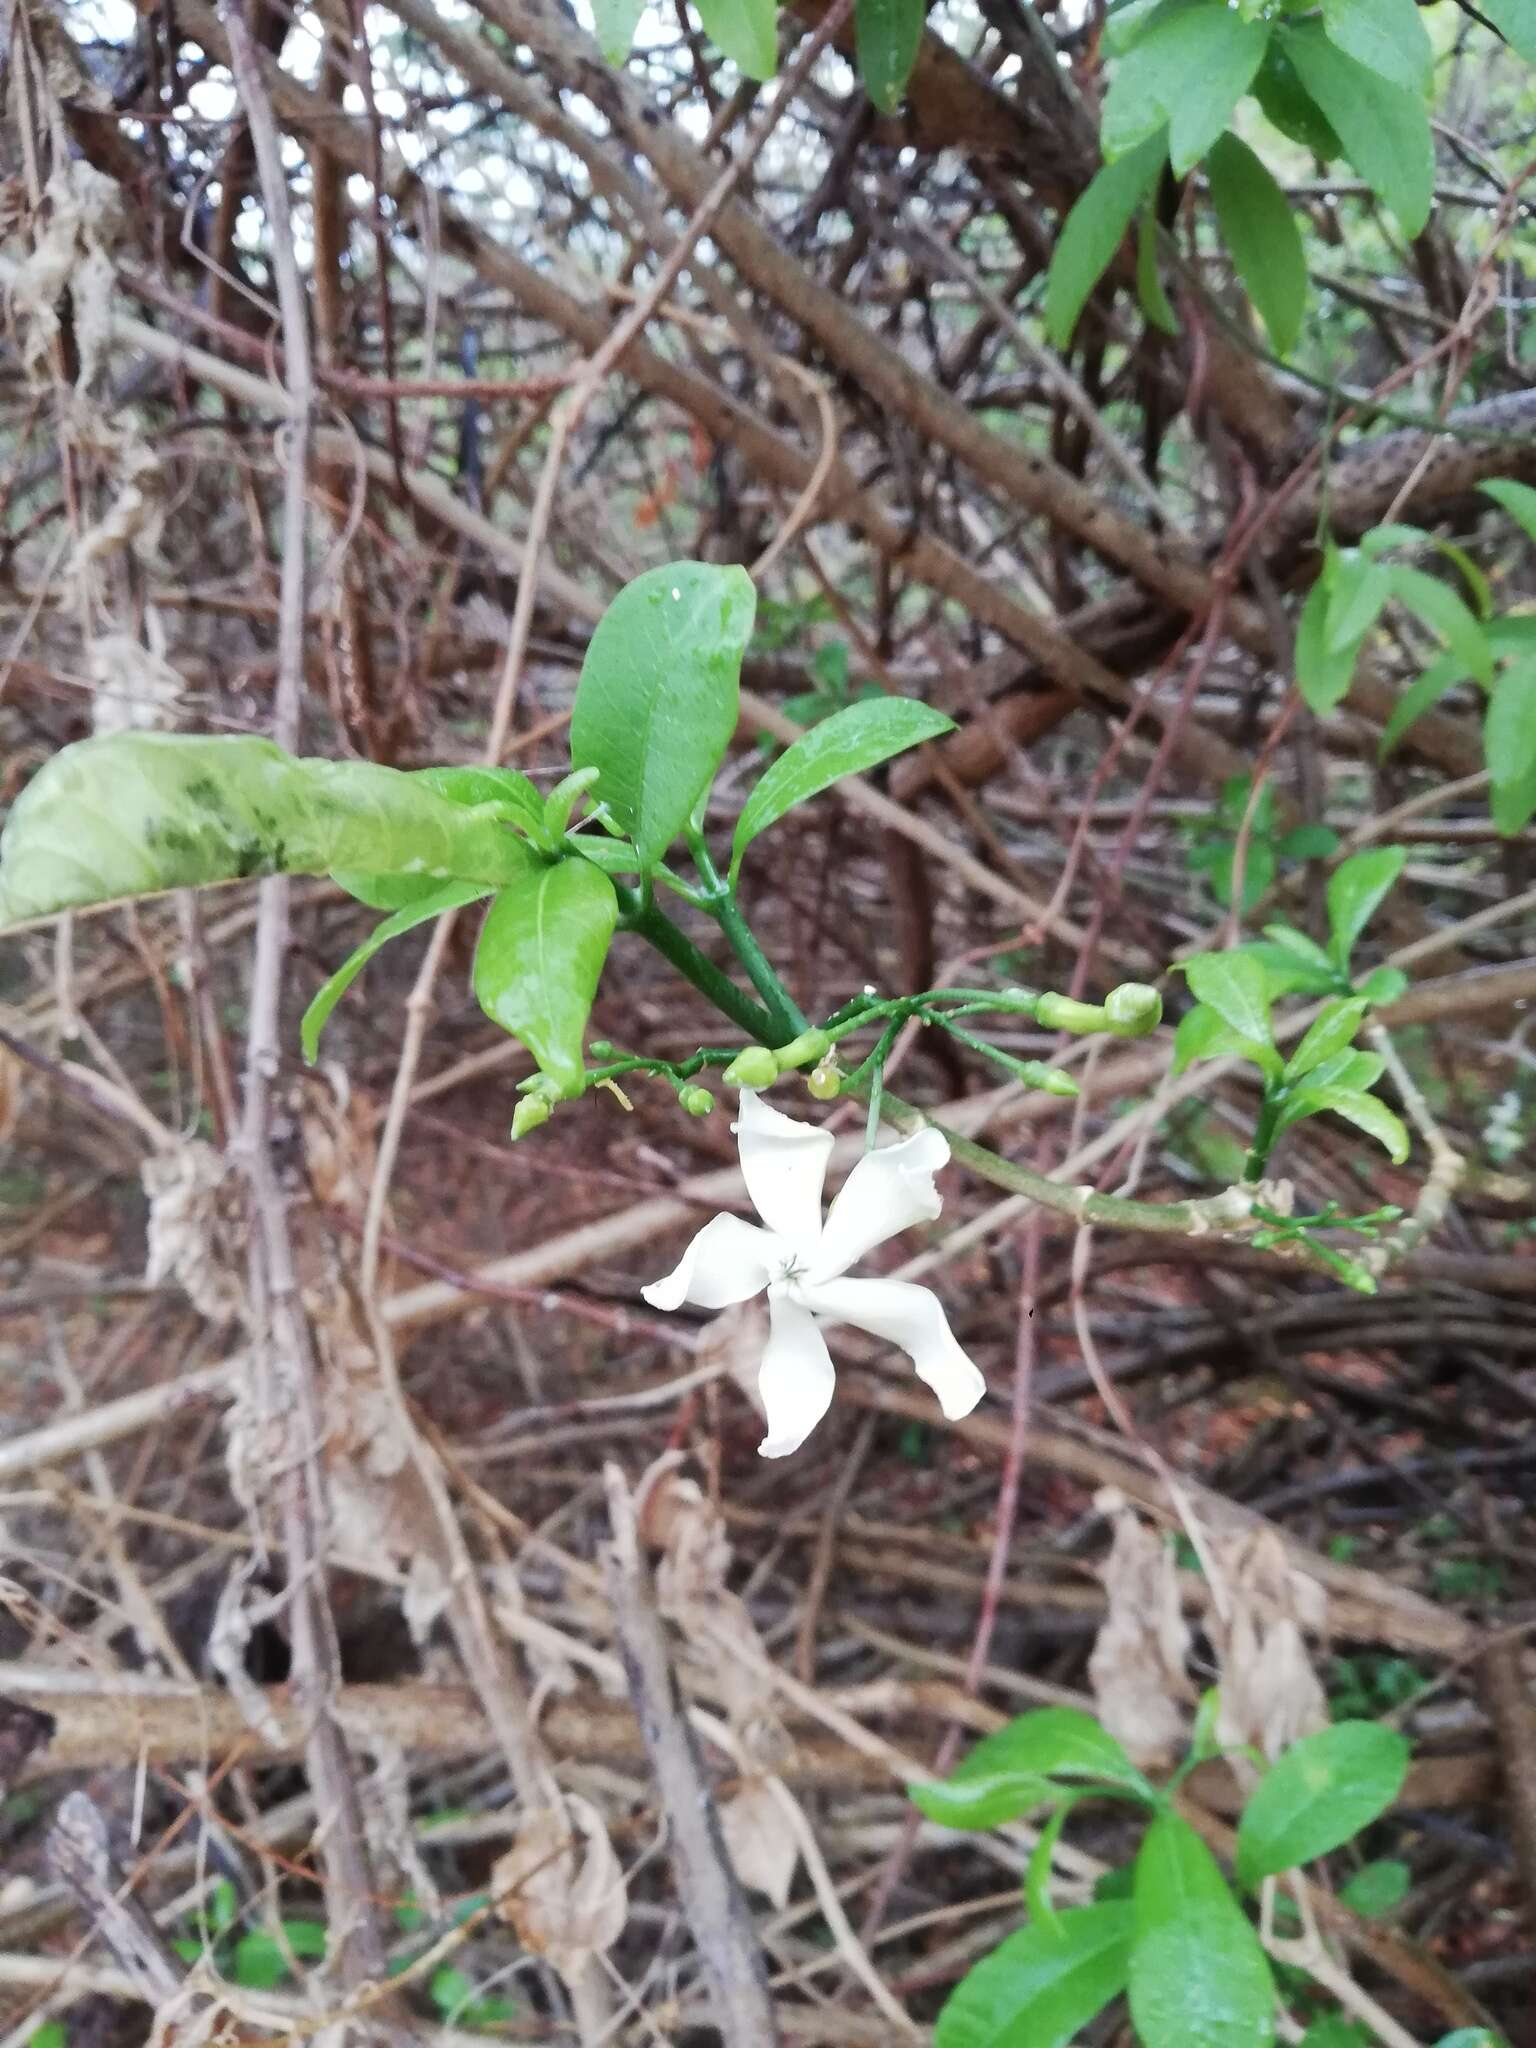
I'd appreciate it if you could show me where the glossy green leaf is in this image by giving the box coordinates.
[1106,0,1173,54]
[855,0,924,114]
[1185,952,1274,1049]
[1242,937,1341,999]
[570,561,755,871]
[1236,1722,1410,1884]
[1284,996,1368,1082]
[694,0,777,79]
[1279,1086,1410,1163]
[1477,0,1536,60]
[1130,1813,1275,2048]
[1486,659,1536,834]
[1299,2021,1371,2048]
[1340,1858,1410,1917]
[1378,652,1470,758]
[1044,131,1167,348]
[1261,925,1337,977]
[1482,476,1536,545]
[731,697,953,879]
[1359,965,1409,1005]
[910,1708,1153,1831]
[472,860,619,1098]
[1025,1796,1085,1930]
[1388,567,1493,686]
[934,1904,1133,2048]
[1102,1,1270,173]
[1321,0,1432,93]
[1281,23,1433,235]
[1326,845,1406,967]
[593,0,646,64]
[1295,572,1364,714]
[416,762,547,839]
[331,871,455,911]
[1292,1048,1383,1096]
[1173,1000,1280,1077]
[0,734,537,927]
[303,879,498,1063]
[1208,133,1305,355]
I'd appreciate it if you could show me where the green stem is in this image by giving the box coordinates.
[626,901,777,1041]
[685,827,806,1039]
[1244,1090,1285,1185]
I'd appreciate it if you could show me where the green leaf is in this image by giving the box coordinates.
[593,0,646,64]
[231,1931,298,1990]
[1295,572,1364,714]
[1293,1048,1383,1096]
[1299,2022,1372,2048]
[302,879,497,1063]
[1281,23,1433,235]
[1321,0,1432,93]
[910,1708,1153,1831]
[277,1919,329,1959]
[416,762,547,840]
[934,1904,1133,2048]
[1326,846,1406,967]
[1044,131,1167,348]
[1324,553,1392,653]
[855,0,924,114]
[1359,965,1409,1005]
[1486,659,1536,834]
[1172,1001,1279,1077]
[1340,1858,1410,1917]
[1482,476,1536,545]
[1025,1796,1084,1930]
[1208,133,1305,355]
[1137,208,1180,334]
[27,2026,68,2048]
[731,697,952,880]
[472,861,619,1098]
[1261,924,1337,978]
[570,561,755,871]
[1184,952,1274,1049]
[1387,567,1493,686]
[1277,823,1339,862]
[1477,0,1536,60]
[1130,1813,1275,2048]
[1241,940,1340,1000]
[1236,1722,1410,1884]
[1379,652,1470,758]
[567,836,642,874]
[331,871,457,911]
[1102,1,1270,174]
[1284,996,1368,1082]
[693,0,778,78]
[1252,39,1341,157]
[1280,1086,1410,1162]
[0,735,543,927]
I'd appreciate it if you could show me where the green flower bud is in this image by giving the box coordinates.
[723,1045,779,1090]
[517,1072,564,1101]
[773,1028,832,1071]
[806,1060,841,1101]
[1104,983,1163,1035]
[1035,992,1106,1036]
[588,1040,614,1060]
[510,1096,551,1140]
[679,1085,714,1117]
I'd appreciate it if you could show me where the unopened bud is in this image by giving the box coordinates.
[1104,983,1163,1035]
[588,1039,614,1059]
[806,1060,841,1101]
[517,1072,563,1101]
[723,1045,778,1090]
[679,1085,714,1116]
[1035,992,1106,1036]
[773,1028,833,1071]
[511,1097,551,1140]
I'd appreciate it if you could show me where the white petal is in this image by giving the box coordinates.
[757,1288,836,1458]
[733,1089,834,1255]
[642,1213,781,1312]
[810,1125,950,1280]
[803,1276,985,1420]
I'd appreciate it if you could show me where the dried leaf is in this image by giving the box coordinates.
[1089,1495,1194,1768]
[1210,1529,1329,1761]
[492,1795,626,1971]
[719,1774,799,1908]
[141,1142,246,1325]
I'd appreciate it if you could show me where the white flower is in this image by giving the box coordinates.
[643,1091,986,1458]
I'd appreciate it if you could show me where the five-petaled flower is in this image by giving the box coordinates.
[643,1090,986,1457]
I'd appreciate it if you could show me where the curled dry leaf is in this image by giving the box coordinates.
[1210,1528,1329,1762]
[718,1773,799,1909]
[1089,1492,1194,1768]
[492,1794,626,1973]
[141,1142,247,1326]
